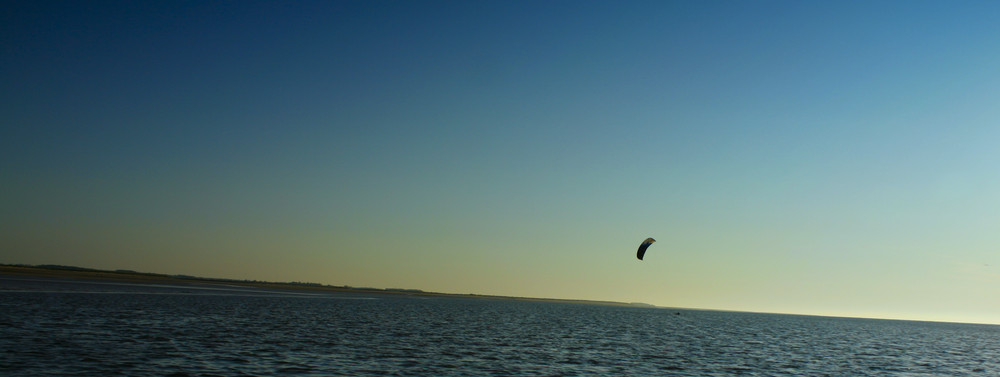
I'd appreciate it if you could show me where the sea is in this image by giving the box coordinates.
[2,275,998,376]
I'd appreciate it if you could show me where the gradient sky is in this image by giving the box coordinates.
[3,0,1000,324]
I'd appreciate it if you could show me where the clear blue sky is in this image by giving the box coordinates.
[3,0,1000,324]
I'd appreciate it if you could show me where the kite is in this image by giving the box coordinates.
[636,237,656,260]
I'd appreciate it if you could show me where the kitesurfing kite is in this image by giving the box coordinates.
[636,237,656,260]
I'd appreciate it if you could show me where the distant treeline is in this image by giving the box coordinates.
[1,263,651,308]
[1,263,422,292]
[4,263,329,286]
[35,264,105,272]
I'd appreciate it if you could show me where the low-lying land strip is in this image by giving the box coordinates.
[0,264,651,308]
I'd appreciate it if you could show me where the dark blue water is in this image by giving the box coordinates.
[2,275,999,376]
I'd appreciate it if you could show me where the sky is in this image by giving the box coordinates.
[3,0,1000,325]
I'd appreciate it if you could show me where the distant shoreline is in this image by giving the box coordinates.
[0,264,654,308]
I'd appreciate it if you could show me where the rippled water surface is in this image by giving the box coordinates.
[2,275,999,376]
